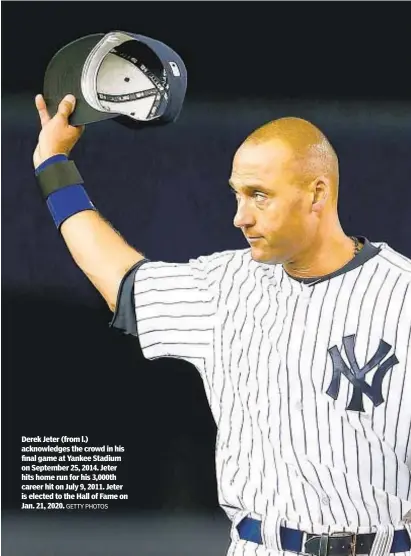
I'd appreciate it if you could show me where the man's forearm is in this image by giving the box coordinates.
[60,210,144,311]
[32,95,144,311]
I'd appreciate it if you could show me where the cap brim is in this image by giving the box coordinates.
[43,34,120,126]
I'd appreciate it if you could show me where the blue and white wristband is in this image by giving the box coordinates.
[35,155,96,229]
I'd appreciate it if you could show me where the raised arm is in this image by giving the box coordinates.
[33,94,144,312]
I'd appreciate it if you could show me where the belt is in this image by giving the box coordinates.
[237,517,411,555]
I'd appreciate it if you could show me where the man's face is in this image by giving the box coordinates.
[229,140,316,264]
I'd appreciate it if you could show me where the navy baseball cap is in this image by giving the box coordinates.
[43,31,187,128]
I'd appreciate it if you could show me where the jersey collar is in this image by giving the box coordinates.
[284,237,381,287]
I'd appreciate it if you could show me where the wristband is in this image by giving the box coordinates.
[36,156,84,199]
[35,155,96,229]
[35,154,68,174]
[46,184,96,229]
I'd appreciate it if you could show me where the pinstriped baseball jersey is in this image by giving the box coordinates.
[112,238,411,555]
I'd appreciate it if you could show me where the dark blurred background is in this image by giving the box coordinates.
[2,2,411,555]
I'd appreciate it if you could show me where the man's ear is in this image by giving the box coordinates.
[311,178,329,213]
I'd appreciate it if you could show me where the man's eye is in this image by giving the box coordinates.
[254,192,266,202]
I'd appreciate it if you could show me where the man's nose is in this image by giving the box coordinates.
[233,200,255,229]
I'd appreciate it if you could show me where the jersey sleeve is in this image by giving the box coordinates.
[110,254,223,362]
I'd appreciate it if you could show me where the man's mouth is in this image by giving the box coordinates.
[246,236,262,243]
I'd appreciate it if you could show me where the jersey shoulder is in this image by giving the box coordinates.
[372,241,411,281]
[188,248,256,302]
[190,248,252,273]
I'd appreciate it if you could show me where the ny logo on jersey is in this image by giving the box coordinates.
[326,335,399,412]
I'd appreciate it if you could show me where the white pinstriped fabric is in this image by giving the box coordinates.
[132,242,411,556]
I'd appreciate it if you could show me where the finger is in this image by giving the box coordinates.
[35,94,51,128]
[57,94,76,120]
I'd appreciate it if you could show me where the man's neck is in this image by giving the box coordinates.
[283,234,363,280]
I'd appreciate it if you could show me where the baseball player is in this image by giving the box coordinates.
[33,94,411,556]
